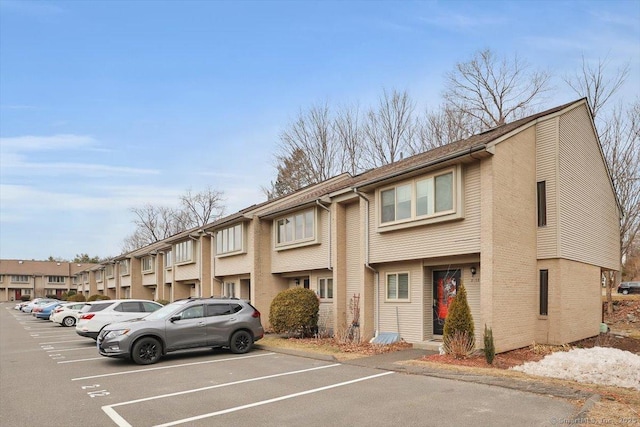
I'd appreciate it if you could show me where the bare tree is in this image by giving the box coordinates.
[180,186,225,228]
[443,49,551,129]
[563,54,630,120]
[262,148,316,200]
[334,103,365,175]
[363,89,416,168]
[411,104,479,154]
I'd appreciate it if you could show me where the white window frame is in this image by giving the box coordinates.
[318,277,333,301]
[120,259,130,276]
[274,208,316,249]
[48,275,66,284]
[142,256,154,273]
[224,282,236,298]
[105,265,114,278]
[385,272,410,302]
[378,166,461,228]
[216,224,244,256]
[11,275,29,283]
[175,241,193,264]
[165,251,173,268]
[95,271,103,281]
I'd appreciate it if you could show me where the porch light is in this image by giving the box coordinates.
[470,267,477,276]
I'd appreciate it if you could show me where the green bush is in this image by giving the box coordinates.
[483,324,495,365]
[45,294,58,299]
[269,287,319,337]
[67,294,86,302]
[88,294,111,301]
[20,295,31,302]
[443,282,475,357]
[156,299,169,306]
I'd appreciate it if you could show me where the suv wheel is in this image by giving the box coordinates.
[622,289,629,295]
[132,337,161,365]
[229,330,253,354]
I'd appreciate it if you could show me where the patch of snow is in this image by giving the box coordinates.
[512,347,640,390]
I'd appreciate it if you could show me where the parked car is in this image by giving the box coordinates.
[617,281,640,295]
[76,299,163,340]
[50,302,86,327]
[97,297,264,365]
[34,301,63,320]
[21,298,58,313]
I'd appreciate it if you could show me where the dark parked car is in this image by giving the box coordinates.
[97,297,264,365]
[617,281,640,295]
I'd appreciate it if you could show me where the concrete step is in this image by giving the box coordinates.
[413,340,443,352]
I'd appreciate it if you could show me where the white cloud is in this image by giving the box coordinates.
[0,134,97,151]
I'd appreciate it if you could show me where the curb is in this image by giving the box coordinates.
[254,344,338,362]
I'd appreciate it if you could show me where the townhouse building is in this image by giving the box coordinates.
[0,259,92,300]
[1,99,620,353]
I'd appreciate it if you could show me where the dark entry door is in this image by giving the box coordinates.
[433,269,460,335]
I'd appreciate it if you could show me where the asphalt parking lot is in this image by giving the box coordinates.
[0,302,578,426]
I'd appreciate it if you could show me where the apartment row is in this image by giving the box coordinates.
[0,99,621,352]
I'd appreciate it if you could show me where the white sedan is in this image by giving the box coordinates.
[50,302,86,327]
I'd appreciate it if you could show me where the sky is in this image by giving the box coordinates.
[1,0,639,261]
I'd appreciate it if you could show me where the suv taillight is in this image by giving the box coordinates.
[252,309,261,318]
[80,313,95,320]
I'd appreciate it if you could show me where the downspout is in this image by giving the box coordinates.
[353,189,380,337]
[189,233,202,297]
[316,200,332,271]
[207,231,224,297]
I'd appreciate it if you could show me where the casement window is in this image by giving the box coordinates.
[142,256,153,272]
[175,241,193,264]
[105,265,114,278]
[48,275,66,283]
[120,259,130,276]
[165,251,173,268]
[95,271,103,281]
[318,277,333,300]
[537,181,547,227]
[386,272,409,301]
[539,270,549,316]
[73,276,80,284]
[216,224,243,255]
[379,168,457,226]
[224,282,236,298]
[275,209,315,247]
[11,275,29,283]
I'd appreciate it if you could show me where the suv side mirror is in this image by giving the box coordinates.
[169,315,181,322]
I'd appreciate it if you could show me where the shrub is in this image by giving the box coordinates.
[67,294,86,302]
[483,324,495,365]
[88,294,111,301]
[20,295,31,302]
[45,294,58,299]
[443,282,475,358]
[443,330,475,359]
[156,299,170,306]
[269,287,319,337]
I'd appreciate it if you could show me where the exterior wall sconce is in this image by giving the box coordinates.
[470,266,477,276]
[295,278,300,285]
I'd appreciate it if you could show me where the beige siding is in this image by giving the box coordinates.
[142,272,156,286]
[345,203,361,321]
[271,208,330,273]
[369,163,482,263]
[174,263,198,281]
[558,105,620,270]
[536,117,559,258]
[377,261,423,343]
[214,222,253,277]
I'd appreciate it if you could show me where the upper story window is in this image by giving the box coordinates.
[537,181,547,227]
[120,259,130,276]
[73,276,80,284]
[379,167,458,227]
[275,209,315,247]
[0,275,3,282]
[142,256,152,272]
[105,264,114,278]
[11,275,29,283]
[175,241,193,264]
[165,251,173,268]
[216,224,243,255]
[95,271,103,281]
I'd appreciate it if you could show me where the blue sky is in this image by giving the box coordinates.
[1,0,638,261]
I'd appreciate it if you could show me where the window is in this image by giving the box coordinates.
[537,181,547,227]
[386,273,409,301]
[180,305,204,319]
[275,209,315,246]
[48,275,65,283]
[165,251,173,268]
[106,265,114,278]
[216,224,243,255]
[318,278,333,300]
[11,275,29,283]
[0,275,3,283]
[120,259,130,276]
[206,303,234,316]
[142,256,153,272]
[95,271,103,281]
[224,282,236,298]
[539,270,549,316]
[380,169,457,225]
[175,241,193,263]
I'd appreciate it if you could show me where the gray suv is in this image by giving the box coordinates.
[97,297,264,365]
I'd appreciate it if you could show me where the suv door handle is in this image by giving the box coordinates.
[198,322,205,327]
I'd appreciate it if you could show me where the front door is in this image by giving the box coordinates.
[433,269,460,335]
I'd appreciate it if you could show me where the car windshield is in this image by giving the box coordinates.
[143,300,190,321]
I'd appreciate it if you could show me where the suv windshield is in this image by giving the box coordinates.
[143,300,189,321]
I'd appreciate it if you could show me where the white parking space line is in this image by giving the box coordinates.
[58,357,104,364]
[102,364,342,427]
[154,371,394,427]
[39,339,89,345]
[47,347,96,353]
[72,352,275,381]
